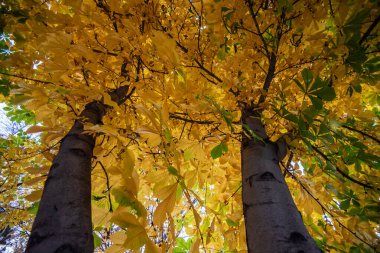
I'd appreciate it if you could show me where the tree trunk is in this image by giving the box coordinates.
[26,86,131,253]
[25,102,106,253]
[241,108,321,253]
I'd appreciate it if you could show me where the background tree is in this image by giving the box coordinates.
[0,0,379,252]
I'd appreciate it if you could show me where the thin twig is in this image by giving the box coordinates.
[245,0,269,58]
[169,113,215,125]
[0,72,53,84]
[98,161,113,212]
[359,14,380,45]
[311,144,378,191]
[281,162,375,250]
[342,125,380,145]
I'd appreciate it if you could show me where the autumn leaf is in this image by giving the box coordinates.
[1,0,379,252]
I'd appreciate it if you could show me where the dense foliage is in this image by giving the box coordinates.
[0,0,379,252]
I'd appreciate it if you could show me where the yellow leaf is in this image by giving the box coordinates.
[169,215,175,241]
[120,148,135,177]
[135,105,160,131]
[135,126,161,146]
[146,133,161,146]
[26,165,50,175]
[43,151,55,162]
[104,245,124,253]
[111,207,141,228]
[155,183,178,200]
[153,199,167,226]
[43,132,62,145]
[145,168,169,185]
[24,176,45,186]
[123,226,148,250]
[103,93,119,109]
[192,143,207,161]
[192,208,201,227]
[110,231,127,245]
[92,206,111,227]
[25,190,43,202]
[11,95,33,105]
[119,177,139,197]
[86,124,119,137]
[26,125,50,134]
[153,183,177,226]
[161,101,169,123]
[239,222,247,250]
[206,217,215,245]
[151,31,179,66]
[111,187,146,218]
[190,238,200,253]
[145,239,160,253]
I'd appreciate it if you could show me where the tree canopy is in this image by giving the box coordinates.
[0,0,379,252]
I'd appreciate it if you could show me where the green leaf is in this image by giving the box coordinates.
[168,165,179,176]
[308,76,336,101]
[221,6,230,12]
[343,9,369,34]
[293,78,305,92]
[318,123,329,136]
[175,237,192,250]
[340,199,351,210]
[281,107,298,123]
[93,232,102,249]
[217,49,226,60]
[27,202,39,214]
[204,96,234,131]
[301,69,313,89]
[352,198,360,207]
[164,128,171,142]
[243,124,265,142]
[226,218,239,227]
[315,86,336,101]
[348,207,362,216]
[211,142,228,159]
[302,106,318,123]
[173,248,187,253]
[349,246,361,253]
[309,96,323,110]
[183,149,193,161]
[353,83,362,93]
[112,188,146,217]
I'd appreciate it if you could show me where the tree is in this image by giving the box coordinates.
[0,0,379,252]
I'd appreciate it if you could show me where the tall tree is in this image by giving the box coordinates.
[25,87,133,252]
[0,0,379,252]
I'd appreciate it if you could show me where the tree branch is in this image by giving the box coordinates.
[245,0,269,57]
[98,161,113,212]
[194,59,223,83]
[342,125,380,145]
[258,52,276,104]
[311,144,379,191]
[281,162,375,250]
[92,48,119,56]
[169,113,215,125]
[0,72,53,84]
[359,14,380,45]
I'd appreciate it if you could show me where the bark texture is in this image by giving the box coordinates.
[241,108,321,253]
[25,86,131,253]
[25,102,106,253]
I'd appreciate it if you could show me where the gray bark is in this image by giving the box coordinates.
[241,108,321,253]
[26,86,131,253]
[25,102,106,253]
